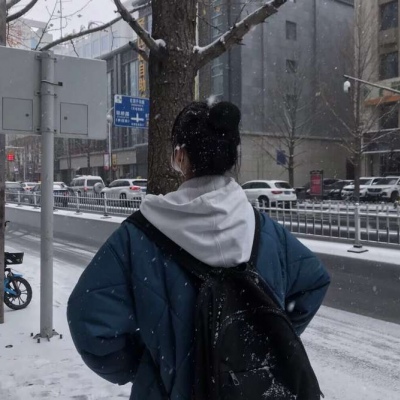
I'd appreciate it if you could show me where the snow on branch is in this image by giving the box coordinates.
[6,0,22,11]
[194,0,287,69]
[6,0,39,22]
[113,0,162,56]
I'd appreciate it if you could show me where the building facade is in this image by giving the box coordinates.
[199,0,355,186]
[55,1,151,184]
[19,0,355,187]
[359,0,400,176]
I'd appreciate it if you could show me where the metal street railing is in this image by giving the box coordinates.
[6,191,400,246]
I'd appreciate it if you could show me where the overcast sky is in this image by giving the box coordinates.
[15,0,120,38]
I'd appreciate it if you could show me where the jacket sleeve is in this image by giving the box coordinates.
[67,231,143,385]
[279,224,330,335]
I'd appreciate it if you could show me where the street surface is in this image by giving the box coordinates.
[1,227,399,399]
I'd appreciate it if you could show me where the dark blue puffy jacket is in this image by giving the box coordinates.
[67,213,330,400]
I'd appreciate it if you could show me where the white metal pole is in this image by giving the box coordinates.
[23,147,26,182]
[39,51,56,339]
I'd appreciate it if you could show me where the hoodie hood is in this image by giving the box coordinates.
[140,176,255,267]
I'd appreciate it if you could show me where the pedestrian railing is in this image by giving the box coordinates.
[256,200,400,246]
[6,191,400,246]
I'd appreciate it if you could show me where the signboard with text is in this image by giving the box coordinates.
[113,95,149,129]
[310,170,323,197]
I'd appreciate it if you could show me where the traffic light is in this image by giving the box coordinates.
[7,153,15,162]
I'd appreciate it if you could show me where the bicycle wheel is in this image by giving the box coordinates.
[4,277,33,310]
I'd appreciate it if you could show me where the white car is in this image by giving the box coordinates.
[101,179,147,202]
[341,177,382,200]
[241,180,297,207]
[70,175,104,196]
[21,182,37,192]
[366,176,400,202]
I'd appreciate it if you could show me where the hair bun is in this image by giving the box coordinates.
[208,101,241,133]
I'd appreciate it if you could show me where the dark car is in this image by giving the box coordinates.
[30,182,70,207]
[5,181,25,202]
[295,179,340,200]
[327,180,354,200]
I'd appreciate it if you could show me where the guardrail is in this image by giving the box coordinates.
[256,200,400,246]
[6,191,400,246]
[6,190,141,218]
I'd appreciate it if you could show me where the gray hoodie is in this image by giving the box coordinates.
[140,175,255,267]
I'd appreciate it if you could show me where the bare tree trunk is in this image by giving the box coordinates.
[353,153,361,203]
[288,146,295,187]
[147,0,197,195]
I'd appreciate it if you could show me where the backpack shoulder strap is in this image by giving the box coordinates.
[125,210,210,280]
[125,207,261,279]
[249,207,261,270]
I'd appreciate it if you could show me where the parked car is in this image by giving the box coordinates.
[21,182,37,192]
[366,176,400,202]
[101,179,147,204]
[5,181,25,202]
[30,182,70,207]
[327,180,354,200]
[296,178,340,200]
[241,180,297,207]
[341,177,382,200]
[69,175,104,196]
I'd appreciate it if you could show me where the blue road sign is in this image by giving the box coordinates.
[113,94,149,128]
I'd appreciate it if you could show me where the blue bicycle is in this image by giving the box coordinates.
[4,251,32,310]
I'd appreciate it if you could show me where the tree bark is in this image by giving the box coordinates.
[353,152,361,203]
[146,0,197,195]
[288,146,294,187]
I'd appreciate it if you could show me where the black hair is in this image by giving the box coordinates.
[171,101,241,177]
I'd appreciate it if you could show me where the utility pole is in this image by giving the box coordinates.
[0,0,7,324]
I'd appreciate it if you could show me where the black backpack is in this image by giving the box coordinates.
[126,209,323,400]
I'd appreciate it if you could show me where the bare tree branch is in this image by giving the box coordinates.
[69,40,79,57]
[113,0,161,56]
[39,3,150,51]
[6,0,22,11]
[6,0,39,23]
[194,0,287,69]
[129,41,149,62]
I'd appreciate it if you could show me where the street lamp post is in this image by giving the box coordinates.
[106,109,113,183]
[6,146,26,181]
[343,74,400,95]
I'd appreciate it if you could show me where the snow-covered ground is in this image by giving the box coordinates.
[1,242,399,399]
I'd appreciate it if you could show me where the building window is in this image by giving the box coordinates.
[84,43,91,58]
[286,21,297,40]
[101,35,108,53]
[211,0,224,40]
[380,52,399,80]
[286,59,297,73]
[122,61,139,97]
[147,14,153,34]
[380,1,398,31]
[211,58,224,97]
[380,103,399,130]
[210,1,224,98]
[92,39,100,57]
[110,30,119,50]
[30,37,38,50]
[130,61,139,97]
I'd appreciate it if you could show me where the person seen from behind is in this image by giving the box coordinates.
[67,100,330,399]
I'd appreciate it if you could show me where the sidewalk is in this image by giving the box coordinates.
[1,242,399,399]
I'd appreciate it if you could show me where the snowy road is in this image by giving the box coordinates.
[1,235,399,399]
